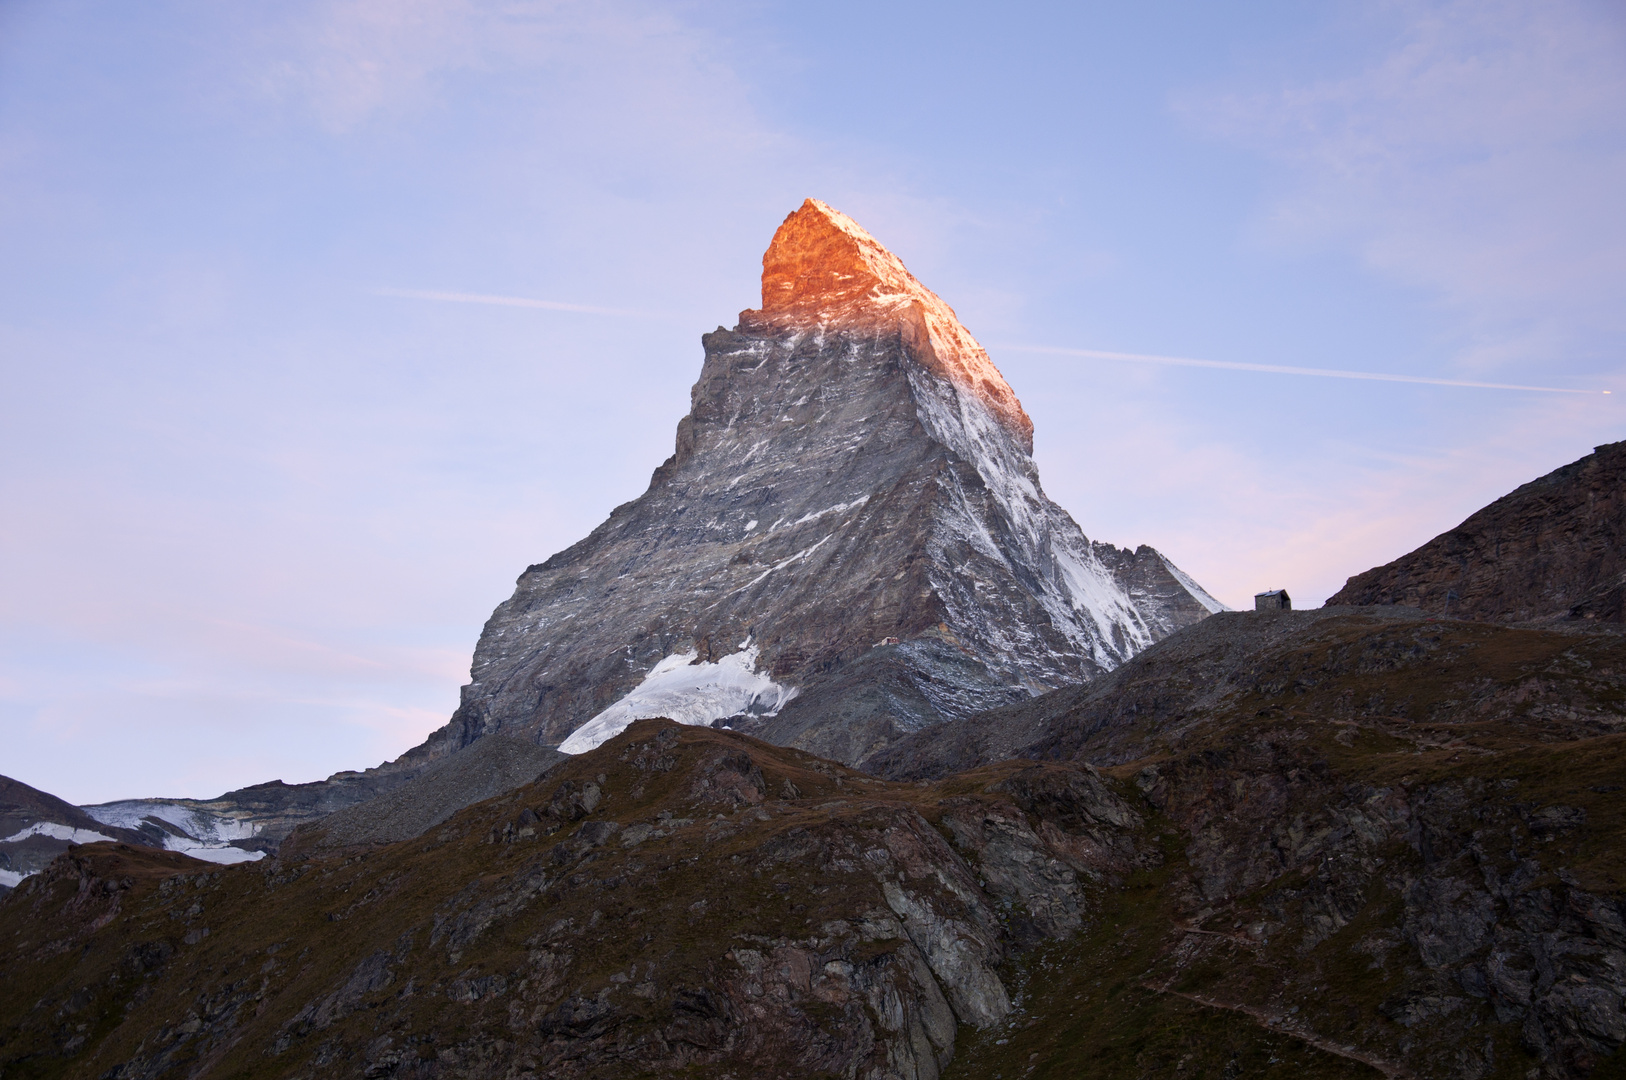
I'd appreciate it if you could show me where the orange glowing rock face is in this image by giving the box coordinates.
[741,198,1035,453]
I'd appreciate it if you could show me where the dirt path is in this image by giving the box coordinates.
[1142,981,1411,1079]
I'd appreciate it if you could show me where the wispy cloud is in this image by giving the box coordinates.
[1182,0,1626,372]
[370,287,661,319]
[999,345,1610,395]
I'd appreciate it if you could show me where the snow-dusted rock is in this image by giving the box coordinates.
[426,199,1221,767]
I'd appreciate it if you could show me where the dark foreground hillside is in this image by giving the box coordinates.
[5,605,1626,1080]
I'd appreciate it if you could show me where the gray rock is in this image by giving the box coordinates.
[301,735,564,850]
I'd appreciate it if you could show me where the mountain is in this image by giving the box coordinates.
[1327,440,1626,623]
[3,759,466,893]
[0,722,1142,1079]
[0,775,153,892]
[1,742,565,894]
[73,763,434,861]
[419,198,1222,770]
[8,199,1219,852]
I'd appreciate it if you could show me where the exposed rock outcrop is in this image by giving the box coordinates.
[1328,440,1626,623]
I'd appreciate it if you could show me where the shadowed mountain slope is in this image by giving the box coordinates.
[307,736,564,851]
[0,721,1153,1080]
[1328,440,1626,624]
[864,606,1430,780]
[872,607,1626,1077]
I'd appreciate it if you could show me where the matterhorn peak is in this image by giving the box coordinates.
[408,198,1224,769]
[744,198,1034,452]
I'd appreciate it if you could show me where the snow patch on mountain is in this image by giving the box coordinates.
[559,643,797,754]
[737,533,837,594]
[0,868,35,888]
[168,842,265,865]
[1,821,117,845]
[81,801,266,864]
[786,497,869,529]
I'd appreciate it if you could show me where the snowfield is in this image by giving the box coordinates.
[81,801,266,864]
[1,821,117,845]
[559,642,797,754]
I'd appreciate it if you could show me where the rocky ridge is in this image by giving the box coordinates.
[1328,441,1626,624]
[1,760,453,894]
[76,767,427,860]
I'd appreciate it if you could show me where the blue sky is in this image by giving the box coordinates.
[2,0,1622,802]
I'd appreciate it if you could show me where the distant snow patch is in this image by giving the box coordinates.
[1,822,118,845]
[0,868,36,888]
[558,643,796,754]
[168,843,265,865]
[81,801,266,864]
[785,497,868,529]
[738,533,836,592]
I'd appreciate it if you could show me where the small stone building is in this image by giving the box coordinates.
[1254,589,1291,612]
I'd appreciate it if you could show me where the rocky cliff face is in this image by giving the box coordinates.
[429,199,1222,768]
[1327,441,1626,624]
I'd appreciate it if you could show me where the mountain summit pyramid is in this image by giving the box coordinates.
[428,199,1224,767]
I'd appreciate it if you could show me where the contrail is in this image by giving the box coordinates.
[371,287,655,318]
[998,345,1609,395]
